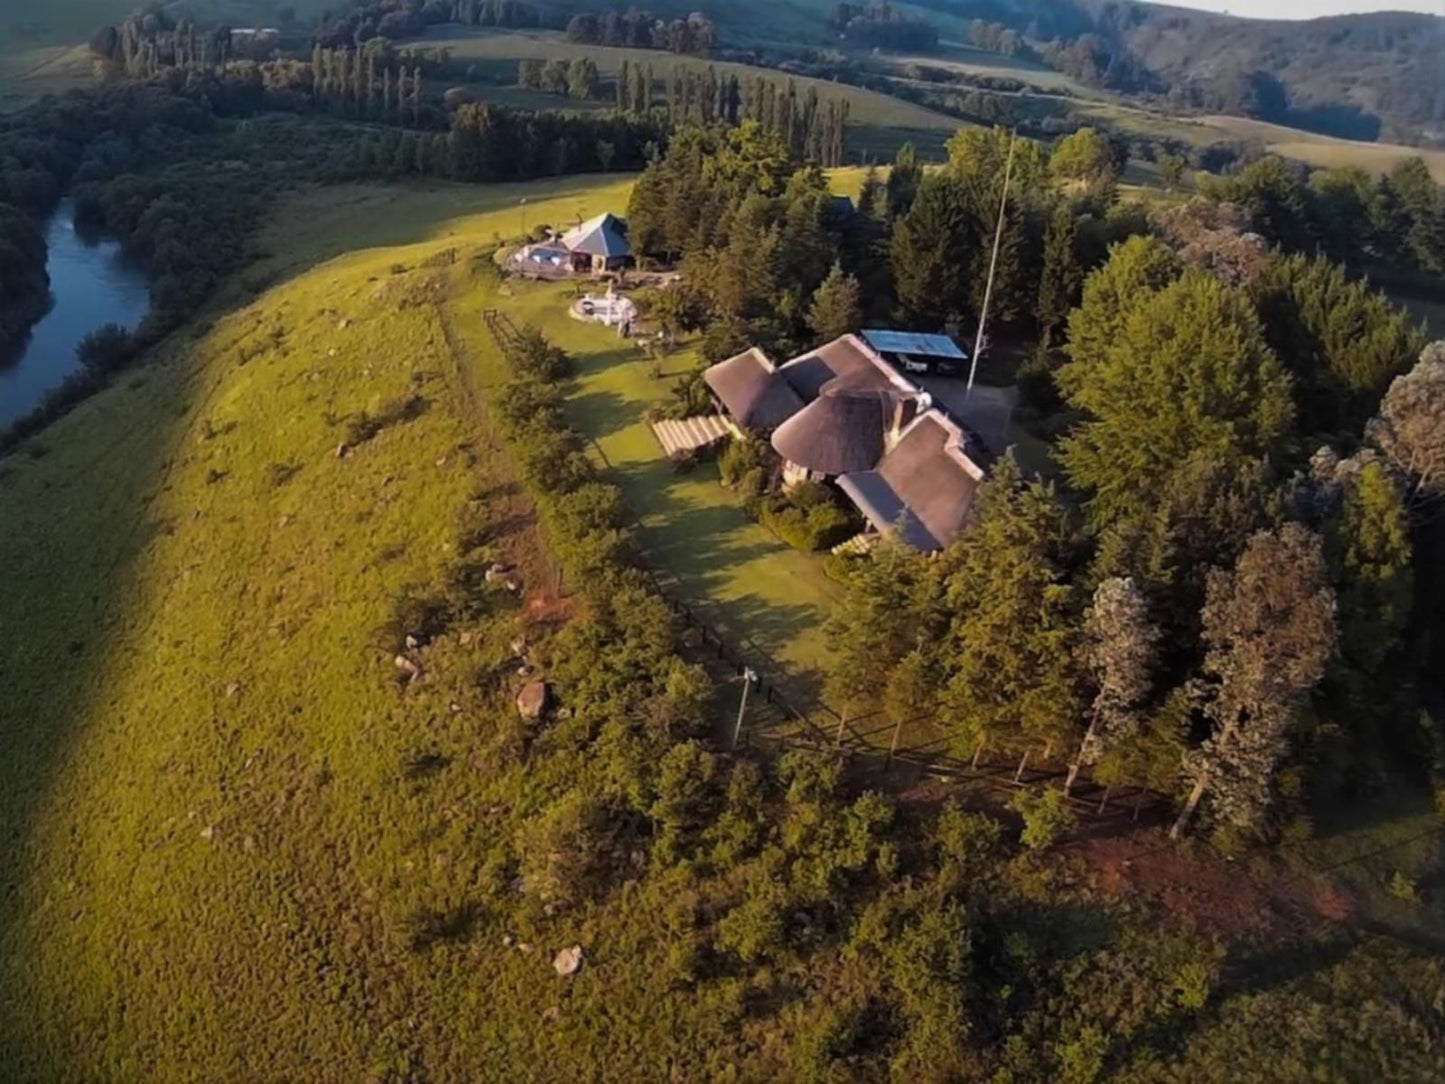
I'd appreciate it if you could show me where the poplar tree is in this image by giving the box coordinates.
[1173,524,1336,838]
[1066,576,1158,792]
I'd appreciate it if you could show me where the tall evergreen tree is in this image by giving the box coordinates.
[1037,202,1082,341]
[940,457,1083,759]
[889,175,975,328]
[1059,269,1294,531]
[1254,253,1426,436]
[807,262,863,344]
[886,142,921,219]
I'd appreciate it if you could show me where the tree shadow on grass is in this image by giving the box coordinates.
[565,387,640,443]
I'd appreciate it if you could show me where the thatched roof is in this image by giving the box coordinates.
[771,385,902,476]
[837,411,984,551]
[780,335,909,401]
[560,213,631,258]
[703,347,804,431]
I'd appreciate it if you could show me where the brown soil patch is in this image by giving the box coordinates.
[1073,829,1353,939]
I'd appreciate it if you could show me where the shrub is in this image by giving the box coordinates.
[75,323,135,375]
[516,791,611,907]
[719,434,773,497]
[662,366,712,419]
[757,482,859,552]
[509,325,573,380]
[1010,787,1077,851]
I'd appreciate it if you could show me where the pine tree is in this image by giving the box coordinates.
[1060,235,1179,379]
[886,142,921,219]
[1332,459,1413,678]
[807,262,863,343]
[890,174,975,328]
[1037,202,1082,341]
[941,456,1084,759]
[617,58,630,111]
[1254,253,1426,435]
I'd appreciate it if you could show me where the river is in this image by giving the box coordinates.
[0,199,150,428]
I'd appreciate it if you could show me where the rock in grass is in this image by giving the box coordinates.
[553,945,583,977]
[516,681,549,721]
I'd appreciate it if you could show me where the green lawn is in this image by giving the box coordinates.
[449,276,844,696]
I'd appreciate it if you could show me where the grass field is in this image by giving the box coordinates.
[0,171,809,1078]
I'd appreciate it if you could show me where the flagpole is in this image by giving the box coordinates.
[967,129,1017,398]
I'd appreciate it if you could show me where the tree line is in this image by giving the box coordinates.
[810,128,1442,844]
[565,9,718,55]
[827,3,940,52]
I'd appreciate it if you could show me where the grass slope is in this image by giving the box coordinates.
[423,27,962,159]
[0,172,857,1076]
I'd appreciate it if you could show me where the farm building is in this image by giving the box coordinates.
[703,332,994,552]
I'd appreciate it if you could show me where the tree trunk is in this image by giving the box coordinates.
[971,738,985,770]
[1096,785,1111,815]
[1064,714,1098,795]
[1170,774,1210,839]
[1014,750,1029,783]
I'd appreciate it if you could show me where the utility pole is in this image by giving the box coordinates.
[967,129,1017,398]
[731,667,758,749]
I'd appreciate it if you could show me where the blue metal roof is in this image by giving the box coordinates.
[862,330,968,361]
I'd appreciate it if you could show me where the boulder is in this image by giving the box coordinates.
[516,681,549,720]
[553,945,583,977]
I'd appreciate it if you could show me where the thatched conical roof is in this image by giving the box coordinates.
[770,384,900,476]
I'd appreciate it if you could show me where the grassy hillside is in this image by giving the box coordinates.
[0,175,660,1078]
[422,27,962,159]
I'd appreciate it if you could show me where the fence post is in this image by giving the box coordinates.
[887,715,903,768]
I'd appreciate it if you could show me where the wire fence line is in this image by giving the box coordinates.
[479,308,1167,825]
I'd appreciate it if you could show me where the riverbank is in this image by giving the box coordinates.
[0,199,149,430]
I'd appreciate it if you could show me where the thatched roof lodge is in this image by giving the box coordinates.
[700,331,995,553]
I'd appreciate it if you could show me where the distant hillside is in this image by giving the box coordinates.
[1112,3,1444,146]
[914,0,1442,146]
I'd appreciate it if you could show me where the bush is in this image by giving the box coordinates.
[718,435,773,497]
[1010,787,1077,851]
[75,323,135,375]
[509,325,573,380]
[756,482,859,552]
